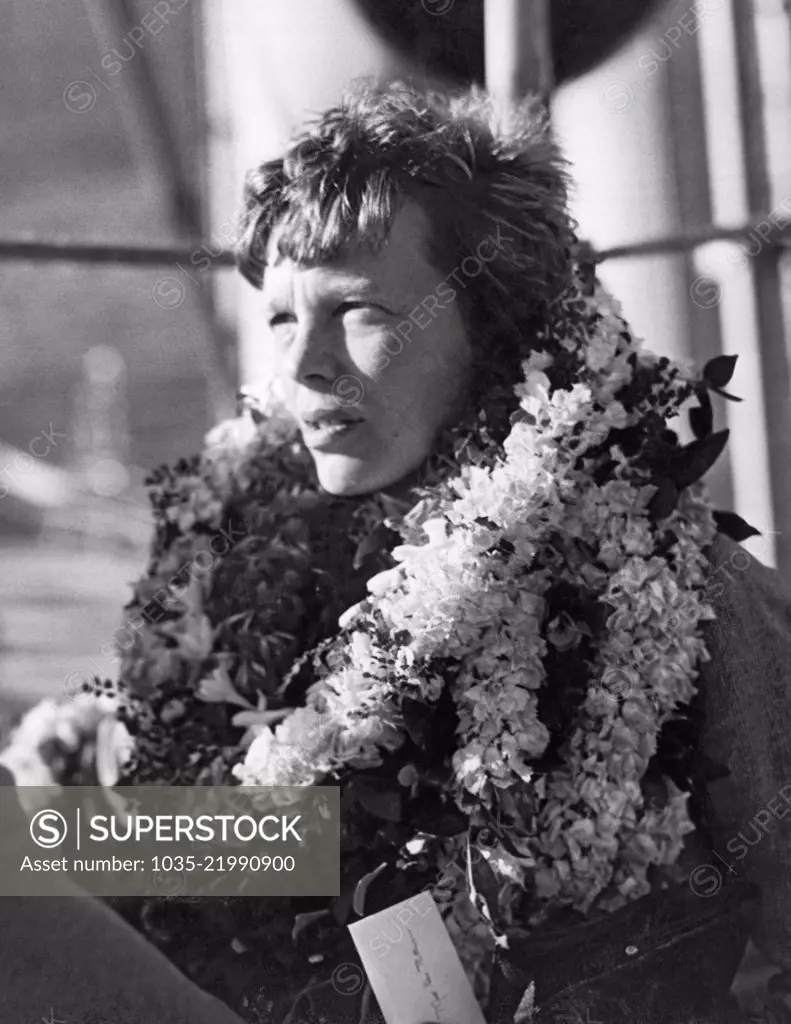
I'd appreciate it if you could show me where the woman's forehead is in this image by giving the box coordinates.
[262,259,389,305]
[263,202,439,303]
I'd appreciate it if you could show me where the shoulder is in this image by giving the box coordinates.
[702,533,791,665]
[698,534,791,971]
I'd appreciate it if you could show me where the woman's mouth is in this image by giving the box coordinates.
[300,413,364,450]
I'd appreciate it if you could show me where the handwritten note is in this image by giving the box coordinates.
[348,892,488,1024]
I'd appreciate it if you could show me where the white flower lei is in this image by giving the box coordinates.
[230,281,719,977]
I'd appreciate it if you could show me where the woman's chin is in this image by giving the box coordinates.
[314,454,376,496]
[313,452,404,497]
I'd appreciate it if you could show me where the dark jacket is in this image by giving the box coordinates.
[697,534,791,972]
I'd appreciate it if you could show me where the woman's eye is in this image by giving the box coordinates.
[268,312,296,329]
[337,301,391,318]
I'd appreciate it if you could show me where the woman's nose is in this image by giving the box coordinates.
[281,322,340,387]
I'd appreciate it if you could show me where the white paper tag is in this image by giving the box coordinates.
[348,891,488,1024]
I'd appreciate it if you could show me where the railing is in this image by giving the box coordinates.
[0,218,788,268]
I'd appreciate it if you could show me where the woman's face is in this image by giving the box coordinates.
[261,202,474,496]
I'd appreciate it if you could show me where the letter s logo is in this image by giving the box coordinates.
[30,809,68,848]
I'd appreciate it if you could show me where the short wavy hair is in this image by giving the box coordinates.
[235,80,577,392]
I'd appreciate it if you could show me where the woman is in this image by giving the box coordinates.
[3,80,791,1024]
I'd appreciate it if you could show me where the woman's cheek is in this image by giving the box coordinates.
[350,327,404,384]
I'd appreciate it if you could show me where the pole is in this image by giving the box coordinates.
[732,0,791,576]
[79,0,234,421]
[484,0,554,104]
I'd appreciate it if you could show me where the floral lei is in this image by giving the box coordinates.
[2,249,749,1013]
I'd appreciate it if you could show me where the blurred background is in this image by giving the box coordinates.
[0,0,789,738]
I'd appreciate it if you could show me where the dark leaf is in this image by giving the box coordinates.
[402,697,434,748]
[352,779,403,822]
[424,762,453,787]
[656,529,678,556]
[412,798,468,837]
[648,477,679,522]
[712,510,762,542]
[291,910,330,943]
[468,834,503,928]
[353,524,393,571]
[641,772,669,810]
[711,387,743,403]
[510,409,536,427]
[432,811,471,837]
[669,430,729,490]
[352,862,388,916]
[689,403,713,440]
[330,887,354,926]
[475,818,525,859]
[703,354,738,389]
[589,601,611,633]
[593,458,617,486]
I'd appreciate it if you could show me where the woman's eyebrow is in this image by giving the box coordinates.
[262,275,403,312]
[333,277,390,301]
[345,293,398,309]
[327,283,403,314]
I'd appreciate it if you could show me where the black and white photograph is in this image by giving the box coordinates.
[0,1,790,1021]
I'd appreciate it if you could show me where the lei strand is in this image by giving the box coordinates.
[230,280,718,954]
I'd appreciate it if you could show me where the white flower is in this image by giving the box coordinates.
[96,716,134,788]
[515,369,551,403]
[420,516,450,545]
[338,598,371,630]
[233,727,278,786]
[231,703,291,749]
[523,350,554,374]
[204,412,260,456]
[231,702,289,729]
[585,324,620,373]
[196,664,253,709]
[365,566,405,598]
[349,630,375,665]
